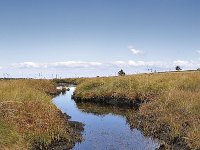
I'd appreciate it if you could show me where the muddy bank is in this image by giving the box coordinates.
[46,113,84,150]
[73,94,144,109]
[48,90,84,150]
[33,112,84,150]
[32,88,84,150]
[127,114,191,150]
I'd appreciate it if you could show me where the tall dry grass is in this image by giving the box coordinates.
[0,80,73,149]
[74,71,200,149]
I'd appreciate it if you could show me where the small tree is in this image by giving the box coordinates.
[175,66,182,71]
[118,69,125,76]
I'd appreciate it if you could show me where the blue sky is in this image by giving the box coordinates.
[0,0,200,78]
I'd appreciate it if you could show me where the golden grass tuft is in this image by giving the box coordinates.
[0,79,74,149]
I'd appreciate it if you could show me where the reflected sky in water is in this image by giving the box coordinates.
[53,87,160,150]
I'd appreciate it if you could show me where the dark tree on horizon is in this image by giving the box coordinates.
[175,66,182,71]
[118,69,125,76]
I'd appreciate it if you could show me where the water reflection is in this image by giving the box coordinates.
[76,102,131,117]
[53,87,160,150]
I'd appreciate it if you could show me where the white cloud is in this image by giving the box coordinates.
[49,61,102,68]
[112,61,127,66]
[12,62,46,68]
[8,60,200,74]
[12,61,102,69]
[0,66,2,69]
[112,60,162,67]
[128,60,146,66]
[196,50,200,54]
[173,60,195,68]
[128,46,144,55]
[172,60,200,70]
[112,60,200,69]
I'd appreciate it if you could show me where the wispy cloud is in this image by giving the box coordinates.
[12,62,46,68]
[112,61,127,66]
[12,61,102,69]
[196,50,200,54]
[1,59,200,78]
[173,60,197,68]
[112,60,200,69]
[50,61,102,68]
[112,60,162,67]
[128,46,144,55]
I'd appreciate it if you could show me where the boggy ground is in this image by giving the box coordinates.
[72,71,200,150]
[0,79,83,150]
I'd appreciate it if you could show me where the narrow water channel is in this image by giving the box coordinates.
[53,87,160,150]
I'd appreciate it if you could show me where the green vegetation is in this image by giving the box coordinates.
[0,79,82,150]
[74,71,200,149]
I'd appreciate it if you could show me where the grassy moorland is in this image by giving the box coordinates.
[73,71,200,149]
[0,79,82,150]
[53,78,87,85]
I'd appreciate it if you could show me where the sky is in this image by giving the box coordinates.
[0,0,200,78]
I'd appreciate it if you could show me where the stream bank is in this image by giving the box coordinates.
[53,87,160,150]
[70,72,200,149]
[73,95,191,150]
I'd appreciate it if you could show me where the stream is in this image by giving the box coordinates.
[53,87,160,150]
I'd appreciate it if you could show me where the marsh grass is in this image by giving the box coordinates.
[74,72,200,149]
[0,79,75,149]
